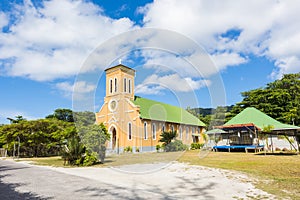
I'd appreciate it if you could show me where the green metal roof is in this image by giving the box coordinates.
[225,107,300,130]
[132,96,206,127]
[205,129,227,134]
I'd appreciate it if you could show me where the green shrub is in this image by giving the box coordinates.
[82,152,99,166]
[124,146,132,153]
[156,144,161,152]
[135,147,139,152]
[164,140,188,152]
[191,143,204,150]
[159,131,177,146]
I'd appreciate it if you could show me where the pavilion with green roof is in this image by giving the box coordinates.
[216,107,300,152]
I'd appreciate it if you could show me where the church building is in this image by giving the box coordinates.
[96,64,206,153]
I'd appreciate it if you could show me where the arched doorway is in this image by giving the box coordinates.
[112,128,116,149]
[109,125,117,150]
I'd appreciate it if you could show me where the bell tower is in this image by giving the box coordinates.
[105,64,135,101]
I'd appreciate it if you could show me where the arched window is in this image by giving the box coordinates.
[144,122,148,140]
[124,78,127,92]
[128,122,132,140]
[162,124,165,132]
[179,126,183,140]
[171,125,174,132]
[128,79,131,93]
[152,123,156,140]
[186,127,189,140]
[192,127,195,134]
[114,78,117,93]
[109,79,113,94]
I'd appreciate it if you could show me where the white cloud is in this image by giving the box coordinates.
[135,84,164,95]
[55,81,96,98]
[1,0,300,91]
[135,74,210,95]
[211,52,248,70]
[0,12,8,29]
[140,0,300,77]
[0,0,135,81]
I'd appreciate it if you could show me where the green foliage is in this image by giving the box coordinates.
[201,133,209,142]
[82,152,99,166]
[135,147,140,152]
[164,139,188,152]
[46,108,74,122]
[62,134,86,166]
[191,143,204,150]
[159,131,177,146]
[78,123,110,163]
[73,111,96,126]
[262,125,274,133]
[0,118,74,157]
[62,136,99,166]
[227,73,300,125]
[6,115,27,124]
[156,144,161,152]
[187,106,234,128]
[124,146,132,153]
[0,109,110,165]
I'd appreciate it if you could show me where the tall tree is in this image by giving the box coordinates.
[46,108,74,122]
[73,111,96,126]
[0,118,74,157]
[7,115,26,124]
[227,73,300,125]
[79,123,110,163]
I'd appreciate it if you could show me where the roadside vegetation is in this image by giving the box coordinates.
[159,130,188,152]
[0,109,110,166]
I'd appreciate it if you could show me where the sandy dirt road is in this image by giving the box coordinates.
[0,159,275,199]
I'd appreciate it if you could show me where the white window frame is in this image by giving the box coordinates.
[152,123,156,140]
[128,79,131,93]
[114,77,117,93]
[186,127,189,140]
[124,78,127,92]
[144,122,148,140]
[109,78,113,94]
[128,122,132,140]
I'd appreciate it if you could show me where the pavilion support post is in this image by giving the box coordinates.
[270,135,274,153]
[284,135,297,151]
[295,134,300,153]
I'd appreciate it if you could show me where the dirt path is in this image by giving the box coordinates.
[0,159,275,199]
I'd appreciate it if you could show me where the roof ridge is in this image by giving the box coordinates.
[134,96,186,110]
[132,96,206,127]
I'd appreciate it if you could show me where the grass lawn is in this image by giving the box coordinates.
[16,151,184,168]
[101,151,183,167]
[178,150,300,200]
[16,156,66,167]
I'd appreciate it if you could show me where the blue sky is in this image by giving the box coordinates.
[1,0,300,124]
